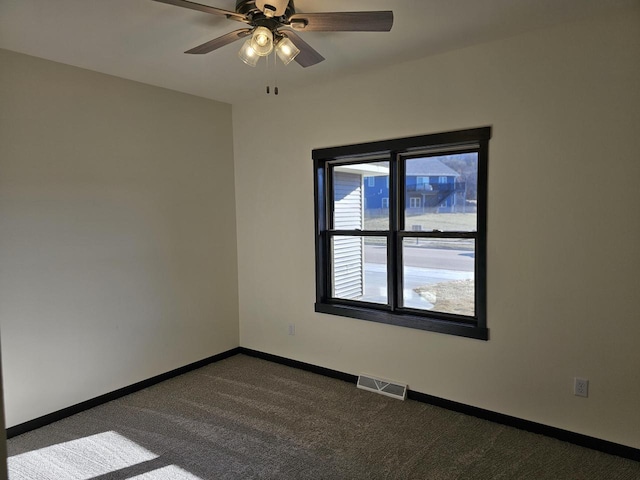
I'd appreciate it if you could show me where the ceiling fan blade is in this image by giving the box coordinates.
[289,11,393,32]
[152,0,248,22]
[280,29,325,68]
[185,29,252,54]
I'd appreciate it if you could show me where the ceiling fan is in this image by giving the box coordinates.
[152,0,394,68]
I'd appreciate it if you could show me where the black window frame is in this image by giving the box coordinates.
[313,127,491,340]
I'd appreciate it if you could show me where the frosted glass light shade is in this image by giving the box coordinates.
[275,37,300,65]
[250,27,273,56]
[238,39,259,66]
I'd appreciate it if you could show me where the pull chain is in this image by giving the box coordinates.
[274,49,279,95]
[265,51,270,94]
[265,44,280,95]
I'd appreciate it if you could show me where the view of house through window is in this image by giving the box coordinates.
[315,127,489,339]
[332,162,390,304]
[333,154,477,315]
[400,154,478,316]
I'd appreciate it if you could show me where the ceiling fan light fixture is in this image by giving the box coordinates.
[250,26,274,56]
[238,39,259,66]
[275,37,300,65]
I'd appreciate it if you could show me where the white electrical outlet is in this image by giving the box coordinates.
[288,324,295,336]
[574,378,589,397]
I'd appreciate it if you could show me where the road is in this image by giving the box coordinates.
[365,244,474,271]
[360,244,474,308]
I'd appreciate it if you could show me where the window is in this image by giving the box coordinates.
[368,176,375,187]
[313,127,490,340]
[416,177,431,191]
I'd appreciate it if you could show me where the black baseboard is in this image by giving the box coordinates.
[239,347,358,384]
[6,347,241,439]
[6,346,639,463]
[405,390,639,462]
[238,348,640,463]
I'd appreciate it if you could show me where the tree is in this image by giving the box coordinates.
[441,153,478,200]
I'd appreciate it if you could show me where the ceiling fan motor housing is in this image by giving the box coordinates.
[256,0,289,17]
[236,0,295,21]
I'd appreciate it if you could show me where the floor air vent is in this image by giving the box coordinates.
[357,374,407,400]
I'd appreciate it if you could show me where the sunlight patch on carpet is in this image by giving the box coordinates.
[130,465,203,479]
[8,431,158,480]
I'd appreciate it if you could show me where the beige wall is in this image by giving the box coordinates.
[233,8,640,448]
[0,49,239,427]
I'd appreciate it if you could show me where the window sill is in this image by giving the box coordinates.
[315,302,489,340]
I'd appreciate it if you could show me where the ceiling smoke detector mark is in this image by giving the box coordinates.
[357,374,407,400]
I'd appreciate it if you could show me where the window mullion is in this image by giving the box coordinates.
[397,154,408,310]
[389,153,401,311]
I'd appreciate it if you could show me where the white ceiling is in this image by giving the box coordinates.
[0,0,637,104]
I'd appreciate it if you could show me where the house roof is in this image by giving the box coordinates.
[406,158,459,177]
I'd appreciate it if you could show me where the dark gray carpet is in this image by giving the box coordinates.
[7,354,640,479]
